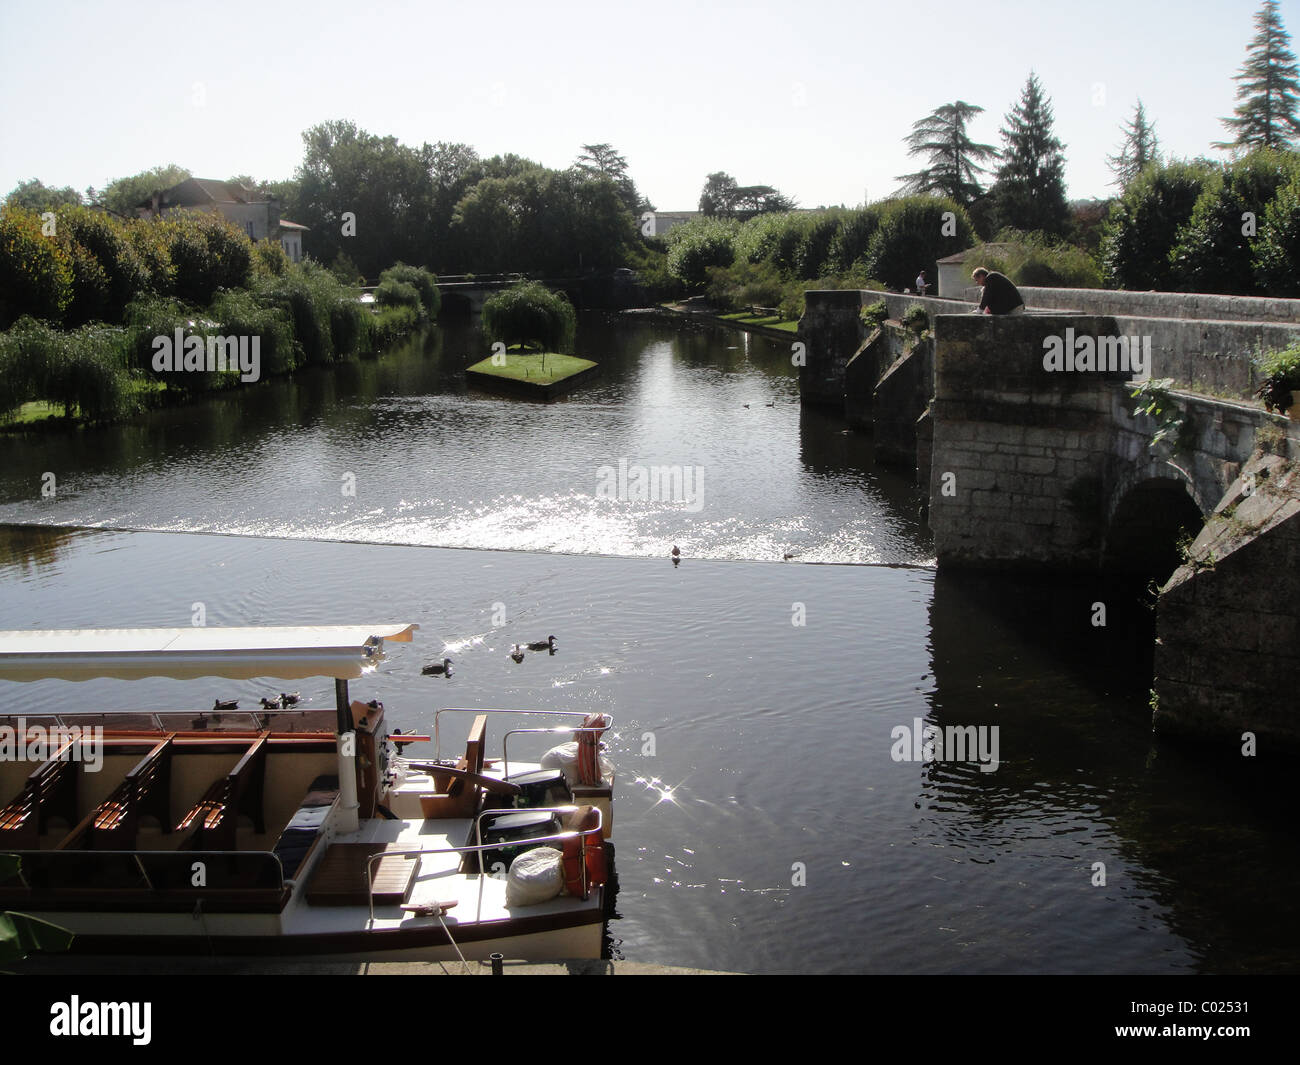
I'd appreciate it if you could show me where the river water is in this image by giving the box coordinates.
[0,315,1296,974]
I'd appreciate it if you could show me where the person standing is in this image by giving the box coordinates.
[971,267,1024,315]
[915,270,929,296]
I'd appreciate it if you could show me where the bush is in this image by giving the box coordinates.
[704,260,785,312]
[860,300,888,330]
[367,305,420,350]
[60,236,112,326]
[862,196,975,291]
[902,304,929,335]
[251,240,290,279]
[56,206,149,320]
[374,278,422,311]
[482,281,576,352]
[0,205,73,327]
[163,211,253,305]
[975,229,1102,288]
[665,217,738,289]
[825,208,882,273]
[1100,160,1218,290]
[378,263,440,318]
[1169,150,1300,295]
[792,210,847,279]
[211,288,297,377]
[1254,172,1300,296]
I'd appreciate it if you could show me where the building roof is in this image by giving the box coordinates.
[276,219,309,231]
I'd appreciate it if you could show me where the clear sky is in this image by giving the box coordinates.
[0,0,1291,210]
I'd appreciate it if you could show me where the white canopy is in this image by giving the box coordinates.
[0,624,418,683]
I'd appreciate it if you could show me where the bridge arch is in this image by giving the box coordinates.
[1101,476,1204,580]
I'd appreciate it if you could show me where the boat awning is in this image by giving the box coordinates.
[0,624,418,683]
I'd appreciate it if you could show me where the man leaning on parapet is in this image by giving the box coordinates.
[971,267,1025,315]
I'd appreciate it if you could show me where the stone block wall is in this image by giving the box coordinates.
[1154,455,1300,748]
[928,315,1132,569]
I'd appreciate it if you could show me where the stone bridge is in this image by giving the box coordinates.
[798,286,1300,573]
[798,285,1300,747]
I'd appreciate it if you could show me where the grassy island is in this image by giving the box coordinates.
[466,348,599,400]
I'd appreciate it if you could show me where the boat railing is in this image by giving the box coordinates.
[2,848,287,896]
[365,803,604,928]
[499,725,610,781]
[430,707,590,762]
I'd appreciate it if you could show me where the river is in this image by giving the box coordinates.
[0,314,1296,974]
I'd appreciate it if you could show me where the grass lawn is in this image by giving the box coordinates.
[465,351,597,385]
[718,312,799,332]
[5,401,68,426]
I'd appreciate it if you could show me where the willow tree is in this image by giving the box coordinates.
[482,281,576,354]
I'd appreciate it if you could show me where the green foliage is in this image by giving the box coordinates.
[481,281,576,353]
[861,196,975,290]
[0,317,132,422]
[257,262,348,366]
[1254,170,1300,294]
[1130,377,1186,450]
[895,101,1000,206]
[251,239,290,279]
[1216,0,1300,152]
[377,263,440,317]
[210,288,297,377]
[824,208,881,273]
[374,278,422,311]
[902,304,929,334]
[56,207,149,322]
[1254,338,1300,413]
[860,300,889,331]
[1107,100,1161,191]
[328,251,365,284]
[974,229,1103,288]
[367,305,420,350]
[793,209,848,279]
[704,259,785,312]
[993,74,1069,236]
[163,211,254,305]
[97,164,191,218]
[1100,160,1218,289]
[0,205,73,327]
[1169,149,1300,294]
[665,217,738,289]
[4,178,83,212]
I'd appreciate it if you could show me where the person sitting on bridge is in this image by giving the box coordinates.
[971,268,1024,315]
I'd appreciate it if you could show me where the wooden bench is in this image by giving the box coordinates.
[58,735,175,852]
[177,732,269,851]
[0,738,79,847]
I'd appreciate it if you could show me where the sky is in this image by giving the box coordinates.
[0,0,1293,211]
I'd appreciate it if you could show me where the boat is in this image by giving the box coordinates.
[0,624,616,962]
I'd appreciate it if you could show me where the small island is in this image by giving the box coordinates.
[467,282,598,401]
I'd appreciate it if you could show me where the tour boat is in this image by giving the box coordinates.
[0,624,615,962]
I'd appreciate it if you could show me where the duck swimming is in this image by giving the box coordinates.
[259,696,282,710]
[525,635,557,652]
[509,644,526,664]
[213,698,238,712]
[422,658,453,677]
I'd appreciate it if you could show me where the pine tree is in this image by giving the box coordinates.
[992,73,1069,236]
[894,101,1001,206]
[1106,100,1161,190]
[1216,0,1300,152]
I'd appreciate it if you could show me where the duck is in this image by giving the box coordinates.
[260,696,282,710]
[280,691,301,706]
[422,658,453,677]
[525,635,557,652]
[213,698,238,712]
[509,644,526,664]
